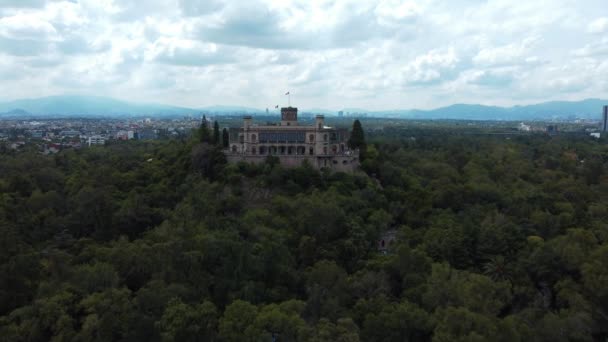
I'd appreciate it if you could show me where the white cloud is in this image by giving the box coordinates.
[588,17,608,34]
[0,0,47,8]
[402,48,460,85]
[473,36,541,67]
[0,14,57,40]
[149,38,234,66]
[573,38,608,57]
[0,0,607,110]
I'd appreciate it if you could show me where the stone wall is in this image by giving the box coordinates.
[226,154,359,172]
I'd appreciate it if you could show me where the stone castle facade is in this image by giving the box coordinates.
[225,107,359,172]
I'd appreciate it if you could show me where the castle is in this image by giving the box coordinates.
[225,107,359,172]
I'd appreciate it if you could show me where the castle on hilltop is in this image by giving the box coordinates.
[225,107,359,172]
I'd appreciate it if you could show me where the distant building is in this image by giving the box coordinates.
[378,230,397,254]
[590,132,601,139]
[88,135,106,146]
[546,125,558,135]
[518,122,531,131]
[60,130,80,138]
[338,111,344,117]
[603,105,607,132]
[226,106,359,171]
[138,129,158,140]
[30,130,44,138]
[43,143,61,154]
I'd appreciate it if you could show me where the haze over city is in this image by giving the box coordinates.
[1,0,607,111]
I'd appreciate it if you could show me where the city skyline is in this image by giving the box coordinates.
[1,0,607,111]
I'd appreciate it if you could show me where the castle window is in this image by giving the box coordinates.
[252,147,257,154]
[309,147,314,155]
[251,134,257,142]
[323,134,328,142]
[309,134,314,142]
[231,145,237,153]
[318,123,322,129]
[323,147,327,154]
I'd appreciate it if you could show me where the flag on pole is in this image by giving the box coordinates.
[285,91,290,95]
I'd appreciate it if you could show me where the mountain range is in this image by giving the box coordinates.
[0,95,606,121]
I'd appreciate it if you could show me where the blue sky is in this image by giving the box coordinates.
[0,0,607,110]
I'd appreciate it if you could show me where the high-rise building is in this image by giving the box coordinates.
[603,105,608,132]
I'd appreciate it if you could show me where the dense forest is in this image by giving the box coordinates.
[1,121,607,341]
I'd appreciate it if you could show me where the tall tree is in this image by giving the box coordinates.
[348,120,365,149]
[222,128,229,148]
[213,121,220,145]
[200,115,211,143]
[348,119,366,159]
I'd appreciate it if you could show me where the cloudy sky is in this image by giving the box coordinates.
[1,0,607,110]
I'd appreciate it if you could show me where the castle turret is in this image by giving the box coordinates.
[281,107,298,126]
[243,115,252,130]
[315,115,324,130]
[315,115,326,155]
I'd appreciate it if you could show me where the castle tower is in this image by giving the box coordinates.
[315,115,326,155]
[281,107,298,126]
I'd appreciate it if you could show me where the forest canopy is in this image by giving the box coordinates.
[0,122,607,341]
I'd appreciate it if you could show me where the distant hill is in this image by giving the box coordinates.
[0,96,267,118]
[0,95,605,120]
[0,96,197,117]
[368,99,608,120]
[201,105,263,114]
[0,108,31,117]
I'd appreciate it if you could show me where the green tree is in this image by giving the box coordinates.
[222,128,229,148]
[76,288,136,342]
[423,263,511,316]
[191,143,226,180]
[305,260,349,321]
[361,300,434,342]
[432,307,499,342]
[213,121,221,145]
[156,298,218,342]
[581,244,608,336]
[313,317,360,342]
[348,120,366,152]
[200,115,211,143]
[218,300,258,342]
[249,300,310,341]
